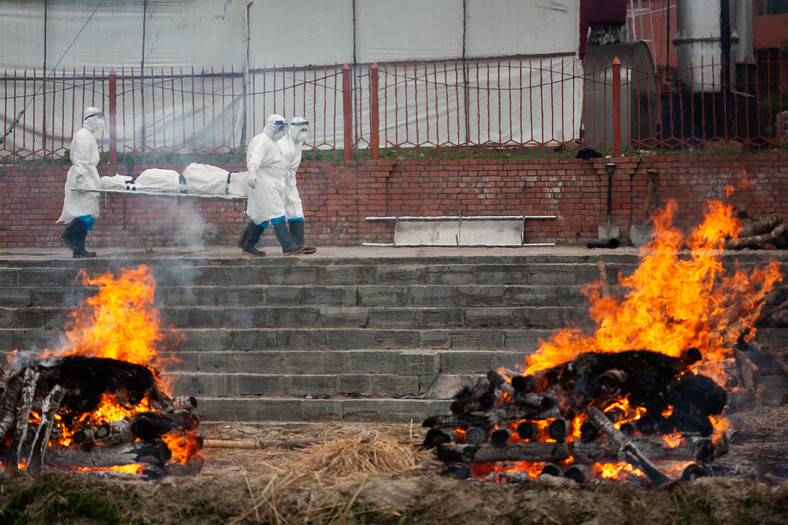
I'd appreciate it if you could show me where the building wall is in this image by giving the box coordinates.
[1,155,786,249]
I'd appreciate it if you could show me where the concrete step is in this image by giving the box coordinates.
[1,248,785,423]
[0,326,555,354]
[0,304,587,331]
[0,283,590,309]
[0,261,619,287]
[196,396,453,423]
[162,348,529,376]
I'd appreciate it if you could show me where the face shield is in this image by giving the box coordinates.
[83,108,107,134]
[264,114,288,141]
[289,118,310,143]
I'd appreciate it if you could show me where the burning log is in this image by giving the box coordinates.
[449,382,496,414]
[26,385,67,476]
[426,349,729,485]
[516,421,538,441]
[46,440,172,469]
[423,429,458,449]
[435,442,570,464]
[487,371,552,410]
[757,285,788,328]
[724,213,784,250]
[586,406,673,486]
[539,462,563,477]
[464,426,488,446]
[571,434,715,464]
[489,428,511,446]
[0,356,202,479]
[564,464,594,484]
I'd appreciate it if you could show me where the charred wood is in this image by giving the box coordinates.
[422,413,489,429]
[680,462,709,481]
[725,224,785,250]
[586,406,673,486]
[163,454,205,476]
[464,426,488,446]
[539,462,563,477]
[46,440,172,469]
[728,213,782,240]
[487,371,552,409]
[511,374,538,393]
[516,421,538,441]
[0,369,27,442]
[423,429,456,449]
[449,382,496,414]
[486,401,560,425]
[571,434,714,463]
[26,386,66,477]
[564,464,594,484]
[489,428,511,446]
[172,396,198,411]
[435,442,570,464]
[4,368,40,478]
[548,418,568,442]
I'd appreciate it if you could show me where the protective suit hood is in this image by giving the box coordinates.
[264,114,288,142]
[83,107,106,134]
[288,117,310,143]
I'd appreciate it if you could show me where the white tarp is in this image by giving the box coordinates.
[1,0,579,69]
[1,0,582,156]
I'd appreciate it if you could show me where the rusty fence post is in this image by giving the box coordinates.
[612,57,621,157]
[108,69,117,165]
[342,63,353,161]
[370,63,379,160]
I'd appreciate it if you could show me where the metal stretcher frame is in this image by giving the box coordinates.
[72,189,246,201]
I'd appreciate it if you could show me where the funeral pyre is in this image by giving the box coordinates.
[424,199,785,486]
[0,266,202,479]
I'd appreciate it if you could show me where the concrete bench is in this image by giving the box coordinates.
[364,215,556,247]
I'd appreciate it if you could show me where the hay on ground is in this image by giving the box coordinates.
[291,433,420,478]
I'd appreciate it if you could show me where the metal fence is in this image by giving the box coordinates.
[1,55,786,164]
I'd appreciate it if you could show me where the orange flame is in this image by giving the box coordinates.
[13,265,200,471]
[44,265,181,385]
[467,200,782,483]
[523,200,782,383]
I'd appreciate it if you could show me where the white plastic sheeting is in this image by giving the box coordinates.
[1,0,579,69]
[1,0,583,156]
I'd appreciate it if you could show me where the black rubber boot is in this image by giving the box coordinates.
[273,221,302,255]
[241,224,266,256]
[288,221,316,254]
[60,219,82,252]
[238,223,252,249]
[72,222,96,258]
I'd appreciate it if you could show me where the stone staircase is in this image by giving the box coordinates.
[0,249,785,423]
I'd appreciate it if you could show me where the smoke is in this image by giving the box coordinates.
[139,199,210,250]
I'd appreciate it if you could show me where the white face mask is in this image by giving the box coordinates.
[290,124,310,143]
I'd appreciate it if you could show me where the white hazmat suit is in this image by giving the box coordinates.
[278,117,315,253]
[245,115,288,226]
[239,114,301,256]
[57,107,105,257]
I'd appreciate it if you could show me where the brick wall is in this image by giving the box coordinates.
[1,155,786,248]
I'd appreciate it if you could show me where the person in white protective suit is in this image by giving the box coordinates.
[57,107,105,258]
[277,117,316,254]
[240,114,314,256]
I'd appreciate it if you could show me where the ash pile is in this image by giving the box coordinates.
[0,355,203,480]
[423,349,730,486]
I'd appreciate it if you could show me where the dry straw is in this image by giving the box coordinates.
[291,433,419,478]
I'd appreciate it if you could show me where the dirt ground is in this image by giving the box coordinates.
[1,405,787,524]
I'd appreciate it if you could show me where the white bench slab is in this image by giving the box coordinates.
[365,215,556,247]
